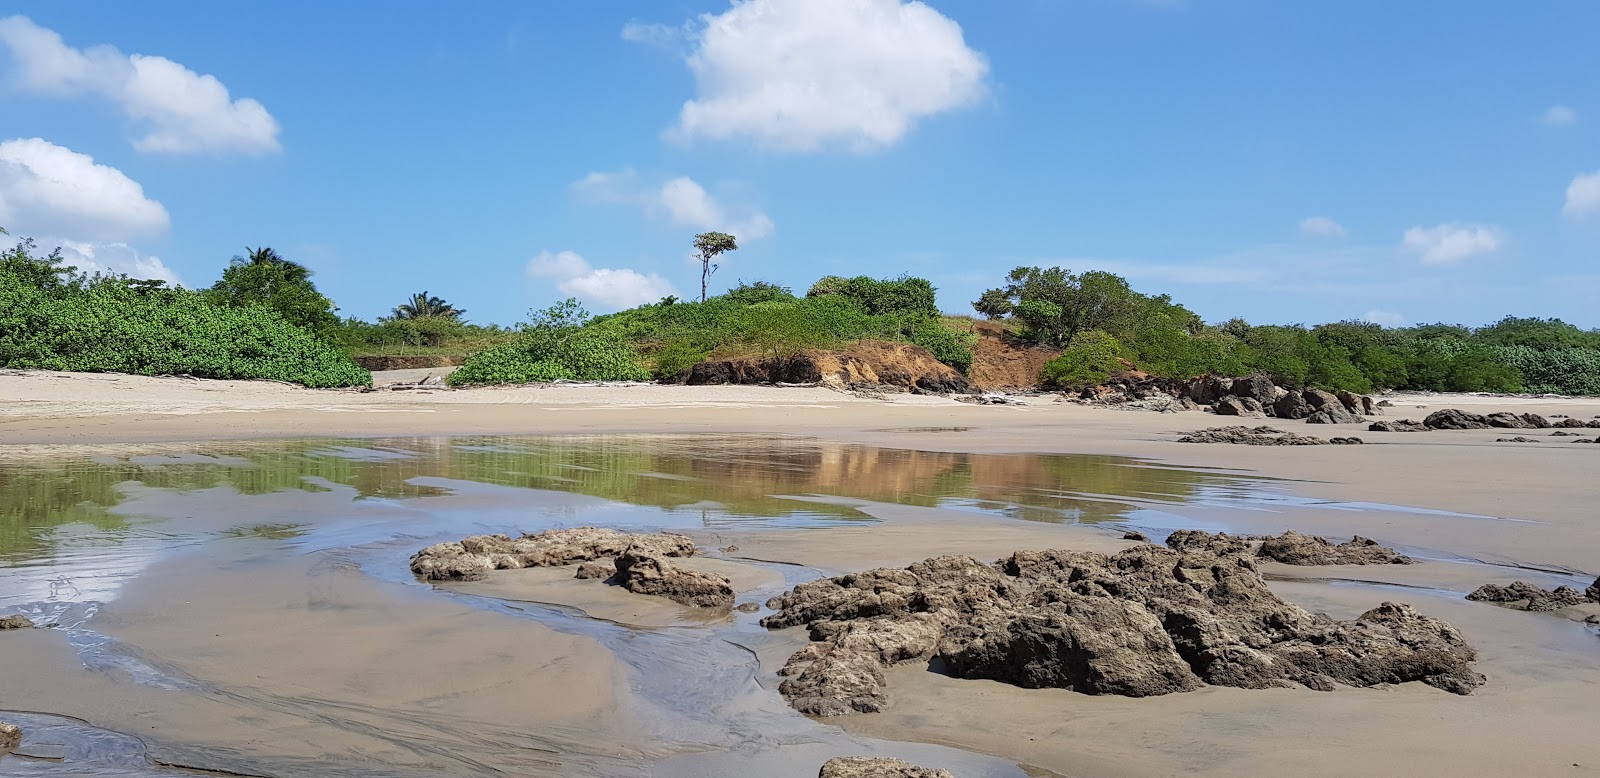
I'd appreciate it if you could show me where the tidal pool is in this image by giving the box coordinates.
[0,435,1494,777]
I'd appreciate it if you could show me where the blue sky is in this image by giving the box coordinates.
[2,0,1597,328]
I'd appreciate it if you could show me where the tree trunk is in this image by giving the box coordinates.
[701,259,708,303]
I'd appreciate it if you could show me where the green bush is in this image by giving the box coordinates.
[1489,346,1600,395]
[650,340,711,381]
[903,317,976,375]
[805,275,939,318]
[448,326,648,385]
[0,270,370,388]
[1040,331,1126,388]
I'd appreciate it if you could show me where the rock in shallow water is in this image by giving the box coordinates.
[0,721,20,752]
[614,546,734,608]
[819,757,953,778]
[1257,531,1414,566]
[762,544,1481,716]
[409,527,695,581]
[0,615,35,630]
[1466,581,1588,612]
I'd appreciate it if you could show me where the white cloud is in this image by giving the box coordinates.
[621,21,687,50]
[525,250,677,310]
[647,0,989,152]
[572,169,774,241]
[1542,105,1578,127]
[0,16,280,154]
[57,239,182,285]
[1298,216,1347,238]
[0,137,170,241]
[1362,309,1405,327]
[1564,170,1600,220]
[1401,223,1504,266]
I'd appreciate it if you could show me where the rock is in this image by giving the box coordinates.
[1486,412,1534,429]
[735,602,761,613]
[719,545,740,553]
[1555,417,1589,428]
[1122,530,1150,542]
[1186,375,1231,405]
[0,615,35,630]
[1273,390,1311,420]
[1495,437,1539,443]
[762,545,1482,714]
[1257,531,1413,565]
[1369,420,1428,432]
[1467,582,1587,612]
[1519,413,1551,428]
[1328,437,1364,445]
[1550,431,1582,437]
[574,559,615,580]
[410,527,696,581]
[614,546,734,608]
[1306,406,1363,424]
[1588,577,1600,602]
[1177,426,1332,445]
[1214,397,1256,417]
[1589,419,1600,428]
[1423,409,1493,430]
[1378,399,1394,407]
[1240,397,1265,414]
[819,757,954,778]
[0,721,19,752]
[1335,390,1376,416]
[1227,373,1278,405]
[1303,388,1344,411]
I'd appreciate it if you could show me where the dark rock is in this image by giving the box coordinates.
[761,546,1482,715]
[614,546,734,608]
[1588,419,1600,428]
[1423,409,1493,430]
[735,602,761,613]
[1467,581,1587,612]
[1550,431,1582,437]
[1227,373,1278,405]
[1370,419,1428,432]
[1519,413,1551,429]
[1328,437,1365,445]
[1186,376,1231,405]
[1165,529,1252,555]
[1495,437,1539,443]
[1303,388,1344,411]
[719,545,740,553]
[1588,577,1599,602]
[1305,406,1362,424]
[819,757,954,778]
[1122,530,1150,542]
[0,615,35,630]
[1335,390,1376,416]
[1,721,20,752]
[574,560,615,580]
[1214,397,1255,417]
[410,527,696,581]
[1257,531,1413,565]
[1378,399,1395,407]
[1555,417,1589,428]
[1486,412,1533,429]
[1177,426,1332,445]
[1273,390,1311,420]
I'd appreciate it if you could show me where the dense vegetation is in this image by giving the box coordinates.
[979,265,1600,395]
[0,239,370,387]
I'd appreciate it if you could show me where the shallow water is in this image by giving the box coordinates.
[0,435,1541,776]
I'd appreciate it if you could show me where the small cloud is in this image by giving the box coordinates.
[55,239,183,285]
[0,15,280,155]
[1362,309,1405,327]
[1542,105,1578,127]
[525,250,676,311]
[0,137,170,241]
[572,169,773,242]
[620,20,687,50]
[1564,170,1600,220]
[645,0,989,153]
[1401,223,1504,266]
[1298,216,1347,239]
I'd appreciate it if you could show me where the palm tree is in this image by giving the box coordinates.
[392,291,465,320]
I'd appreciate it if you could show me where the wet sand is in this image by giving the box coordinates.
[1,370,1598,776]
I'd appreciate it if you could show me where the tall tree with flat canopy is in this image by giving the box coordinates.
[693,231,738,303]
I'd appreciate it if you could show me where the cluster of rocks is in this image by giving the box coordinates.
[1176,426,1362,446]
[759,533,1478,716]
[1166,529,1415,566]
[819,757,952,778]
[0,615,35,630]
[1074,373,1380,424]
[1,721,19,753]
[409,527,734,609]
[1372,409,1600,433]
[1466,578,1600,613]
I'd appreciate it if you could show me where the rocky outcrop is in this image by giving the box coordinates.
[1256,531,1414,565]
[1485,412,1550,429]
[614,546,734,608]
[1495,437,1539,443]
[1072,375,1376,423]
[1176,426,1360,445]
[1305,404,1363,425]
[574,560,615,580]
[1369,419,1428,432]
[819,757,953,778]
[1214,396,1260,417]
[1122,530,1150,542]
[1422,409,1493,430]
[1228,374,1280,406]
[1467,581,1589,612]
[1588,577,1600,602]
[0,615,34,630]
[685,341,970,394]
[761,544,1481,715]
[1273,390,1312,420]
[1,721,19,752]
[409,527,695,581]
[1555,417,1591,428]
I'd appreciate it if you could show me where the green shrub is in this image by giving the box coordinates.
[805,275,939,318]
[1489,346,1600,395]
[0,270,370,388]
[448,326,648,385]
[650,340,711,381]
[1040,331,1126,388]
[903,317,976,375]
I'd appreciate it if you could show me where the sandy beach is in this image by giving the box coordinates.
[1,369,1598,777]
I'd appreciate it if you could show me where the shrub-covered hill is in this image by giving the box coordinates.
[1,240,370,388]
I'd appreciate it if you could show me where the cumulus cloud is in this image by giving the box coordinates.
[1401,223,1504,266]
[526,250,677,310]
[572,169,774,241]
[0,16,280,154]
[1362,309,1405,327]
[1298,216,1347,238]
[1542,105,1578,127]
[0,137,169,241]
[1564,170,1600,220]
[643,0,988,152]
